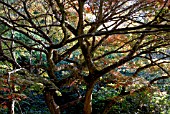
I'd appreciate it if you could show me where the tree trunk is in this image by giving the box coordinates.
[7,100,15,114]
[83,84,94,114]
[44,90,60,114]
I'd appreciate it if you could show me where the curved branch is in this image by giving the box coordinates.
[150,76,170,85]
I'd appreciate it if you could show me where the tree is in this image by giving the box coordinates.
[0,0,170,114]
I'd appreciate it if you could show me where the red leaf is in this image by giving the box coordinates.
[10,76,16,81]
[3,79,7,84]
[21,85,26,91]
[0,88,10,92]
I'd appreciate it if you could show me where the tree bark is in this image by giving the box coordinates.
[7,100,15,114]
[83,84,94,114]
[44,90,60,114]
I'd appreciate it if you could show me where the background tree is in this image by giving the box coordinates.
[0,0,170,114]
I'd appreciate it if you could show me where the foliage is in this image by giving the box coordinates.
[0,0,170,114]
[107,90,170,114]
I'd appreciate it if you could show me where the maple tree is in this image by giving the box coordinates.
[0,0,170,114]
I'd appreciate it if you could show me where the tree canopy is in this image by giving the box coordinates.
[0,0,170,114]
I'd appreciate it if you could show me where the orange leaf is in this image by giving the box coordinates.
[3,105,8,109]
[7,95,12,100]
